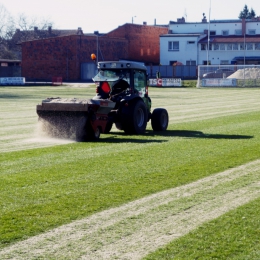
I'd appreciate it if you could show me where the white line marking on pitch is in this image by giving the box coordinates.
[1,160,260,259]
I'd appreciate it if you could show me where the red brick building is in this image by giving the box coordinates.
[21,33,128,81]
[20,24,168,81]
[107,23,168,64]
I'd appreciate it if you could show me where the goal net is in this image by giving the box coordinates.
[197,65,260,88]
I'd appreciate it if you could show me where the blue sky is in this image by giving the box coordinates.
[1,0,259,33]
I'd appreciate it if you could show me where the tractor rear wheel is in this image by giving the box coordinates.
[122,100,148,135]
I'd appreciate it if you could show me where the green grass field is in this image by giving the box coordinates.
[0,84,260,259]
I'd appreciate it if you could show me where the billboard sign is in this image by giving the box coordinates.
[149,78,182,87]
[201,78,237,87]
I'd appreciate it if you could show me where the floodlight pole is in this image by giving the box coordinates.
[244,33,246,66]
[244,32,246,83]
[207,0,211,66]
[94,31,99,64]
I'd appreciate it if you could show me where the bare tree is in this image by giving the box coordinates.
[0,4,15,39]
[0,4,16,58]
[16,13,53,31]
[0,3,54,59]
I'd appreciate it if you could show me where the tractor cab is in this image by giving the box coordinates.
[93,61,149,105]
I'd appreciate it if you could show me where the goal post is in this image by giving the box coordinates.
[197,65,260,88]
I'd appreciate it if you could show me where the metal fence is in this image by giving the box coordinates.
[0,66,21,77]
[148,65,197,79]
[80,64,197,81]
[197,65,260,88]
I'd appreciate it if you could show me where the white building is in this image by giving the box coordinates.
[160,17,260,65]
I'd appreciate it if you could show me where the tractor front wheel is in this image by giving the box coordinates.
[151,108,168,131]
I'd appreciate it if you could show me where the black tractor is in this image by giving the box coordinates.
[37,61,168,141]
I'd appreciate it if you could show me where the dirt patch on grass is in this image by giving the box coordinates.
[1,160,260,259]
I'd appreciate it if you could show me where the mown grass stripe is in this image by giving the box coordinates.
[1,159,260,259]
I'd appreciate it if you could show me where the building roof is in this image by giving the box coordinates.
[160,33,201,37]
[199,35,260,43]
[12,27,97,44]
[169,19,242,25]
[231,56,260,64]
[232,56,260,60]
[0,59,21,63]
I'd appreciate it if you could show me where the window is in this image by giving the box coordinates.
[255,43,260,50]
[186,60,196,65]
[246,43,253,50]
[203,60,211,65]
[187,41,195,44]
[210,31,216,36]
[220,60,229,65]
[201,43,212,50]
[201,43,206,50]
[235,29,242,35]
[169,60,177,65]
[220,44,225,50]
[248,29,256,35]
[168,41,179,51]
[227,44,232,50]
[134,70,146,97]
[239,43,245,50]
[233,43,238,50]
[222,30,229,36]
[213,44,225,51]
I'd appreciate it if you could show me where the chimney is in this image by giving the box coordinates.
[34,27,38,31]
[143,21,147,25]
[77,27,83,35]
[48,26,52,33]
[202,13,207,23]
[154,19,156,25]
[177,17,185,23]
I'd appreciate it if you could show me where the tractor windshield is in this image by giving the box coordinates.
[93,69,130,84]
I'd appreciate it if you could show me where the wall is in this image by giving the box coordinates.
[163,20,260,65]
[169,20,243,35]
[107,24,168,64]
[160,35,200,65]
[21,35,128,81]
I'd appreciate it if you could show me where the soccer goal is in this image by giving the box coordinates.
[197,65,260,88]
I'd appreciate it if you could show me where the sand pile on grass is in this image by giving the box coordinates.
[228,67,260,79]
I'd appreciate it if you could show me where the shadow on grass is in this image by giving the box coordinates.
[100,129,253,143]
[0,93,21,99]
[148,130,253,140]
[99,134,167,144]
